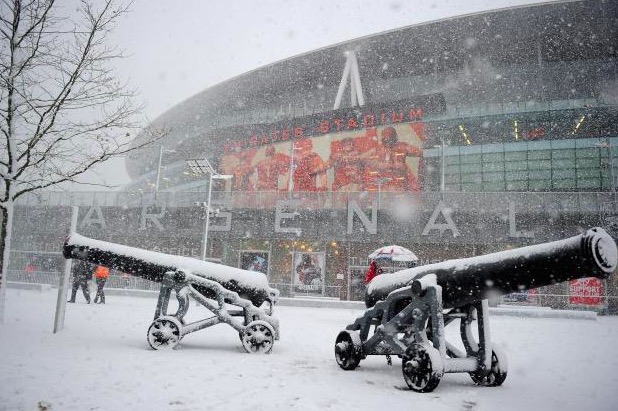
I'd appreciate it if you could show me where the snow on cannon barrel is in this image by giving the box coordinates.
[63,233,280,353]
[365,227,617,309]
[335,227,617,393]
[63,232,277,307]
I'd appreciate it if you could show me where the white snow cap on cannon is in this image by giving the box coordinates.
[64,233,278,306]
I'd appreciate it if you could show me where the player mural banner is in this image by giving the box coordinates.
[569,277,605,307]
[239,251,269,275]
[220,123,425,196]
[214,94,443,208]
[292,251,326,295]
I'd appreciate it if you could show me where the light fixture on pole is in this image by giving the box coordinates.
[375,177,392,209]
[186,159,233,260]
[433,137,446,200]
[155,145,176,192]
[287,142,303,194]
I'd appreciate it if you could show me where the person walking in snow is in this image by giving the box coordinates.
[24,261,37,282]
[364,260,379,284]
[93,265,110,304]
[68,260,92,304]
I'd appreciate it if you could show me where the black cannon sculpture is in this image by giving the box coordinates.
[63,233,280,353]
[335,227,617,392]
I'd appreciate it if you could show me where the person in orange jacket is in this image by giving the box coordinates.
[93,265,110,304]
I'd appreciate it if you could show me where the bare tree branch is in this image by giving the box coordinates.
[0,0,166,319]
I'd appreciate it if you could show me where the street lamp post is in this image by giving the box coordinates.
[440,137,446,199]
[155,145,176,192]
[433,137,446,200]
[375,177,392,209]
[186,159,233,260]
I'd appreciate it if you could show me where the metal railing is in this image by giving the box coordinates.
[7,270,617,314]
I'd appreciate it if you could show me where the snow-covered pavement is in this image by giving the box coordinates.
[1,288,617,411]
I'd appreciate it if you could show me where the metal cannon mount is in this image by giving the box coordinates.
[334,275,506,392]
[148,269,280,354]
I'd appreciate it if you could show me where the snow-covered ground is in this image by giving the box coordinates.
[1,287,618,411]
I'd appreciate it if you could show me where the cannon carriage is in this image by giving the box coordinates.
[335,227,617,392]
[63,233,280,353]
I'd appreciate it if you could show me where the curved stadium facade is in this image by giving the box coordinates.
[117,0,618,307]
[12,0,618,310]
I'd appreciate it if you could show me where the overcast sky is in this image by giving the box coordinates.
[81,0,549,189]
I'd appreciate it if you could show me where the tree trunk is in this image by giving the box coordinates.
[0,201,14,323]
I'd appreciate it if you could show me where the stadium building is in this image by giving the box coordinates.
[10,0,618,310]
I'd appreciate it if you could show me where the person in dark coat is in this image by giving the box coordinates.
[68,260,92,303]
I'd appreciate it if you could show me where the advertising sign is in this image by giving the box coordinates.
[569,277,605,306]
[239,251,269,275]
[292,251,326,295]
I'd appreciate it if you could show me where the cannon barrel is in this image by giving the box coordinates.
[365,227,617,309]
[63,233,276,307]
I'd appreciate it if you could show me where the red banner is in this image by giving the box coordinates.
[568,277,605,306]
[219,123,425,196]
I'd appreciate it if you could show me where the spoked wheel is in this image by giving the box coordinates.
[334,330,362,370]
[241,320,275,354]
[147,316,183,350]
[402,343,444,393]
[469,344,508,386]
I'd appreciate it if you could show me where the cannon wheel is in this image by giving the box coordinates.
[241,320,275,354]
[402,343,443,393]
[147,316,183,350]
[469,345,508,386]
[334,330,362,370]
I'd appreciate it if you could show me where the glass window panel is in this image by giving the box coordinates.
[460,173,483,183]
[528,160,551,170]
[577,168,601,178]
[577,179,601,189]
[528,179,552,190]
[576,148,599,158]
[459,145,483,155]
[528,141,552,151]
[506,180,528,191]
[552,169,576,179]
[482,153,503,162]
[483,162,505,172]
[481,143,504,153]
[529,169,551,179]
[552,179,575,189]
[445,173,460,183]
[576,158,599,168]
[552,158,576,169]
[505,171,528,180]
[445,156,460,165]
[528,150,551,160]
[551,139,576,149]
[551,149,575,159]
[460,163,482,173]
[461,154,481,163]
[505,161,528,171]
[483,181,506,191]
[483,172,505,182]
[504,151,527,161]
[504,142,528,152]
[461,183,484,192]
